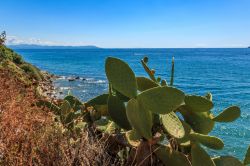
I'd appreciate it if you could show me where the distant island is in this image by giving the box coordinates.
[7,44,100,49]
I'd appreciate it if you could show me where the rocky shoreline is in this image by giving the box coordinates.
[37,71,59,100]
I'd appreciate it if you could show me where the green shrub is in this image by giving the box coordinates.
[20,63,43,81]
[0,45,23,64]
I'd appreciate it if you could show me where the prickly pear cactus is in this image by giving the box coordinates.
[191,143,215,166]
[212,106,241,122]
[161,112,185,138]
[213,156,243,166]
[185,95,214,113]
[137,86,185,114]
[37,56,247,166]
[107,95,131,130]
[179,105,215,134]
[136,76,158,91]
[244,145,250,165]
[189,133,224,150]
[154,145,191,166]
[126,98,153,140]
[105,57,137,98]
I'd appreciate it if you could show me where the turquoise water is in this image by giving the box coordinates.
[15,48,250,159]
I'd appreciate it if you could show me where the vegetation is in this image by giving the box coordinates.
[0,32,43,84]
[37,56,250,165]
[0,32,249,165]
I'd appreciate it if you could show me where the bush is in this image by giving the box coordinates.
[12,53,23,64]
[20,63,43,81]
[0,45,23,64]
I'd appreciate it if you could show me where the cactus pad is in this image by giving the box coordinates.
[126,98,152,140]
[191,144,215,166]
[86,93,109,106]
[138,86,185,114]
[108,95,132,130]
[212,106,241,122]
[190,133,224,150]
[244,145,250,165]
[177,120,193,147]
[185,95,214,112]
[161,112,185,138]
[64,95,83,111]
[136,76,158,91]
[179,106,215,134]
[154,145,191,166]
[105,57,137,98]
[213,156,243,166]
[60,100,72,115]
[205,92,213,101]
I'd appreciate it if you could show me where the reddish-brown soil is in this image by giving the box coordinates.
[0,69,54,165]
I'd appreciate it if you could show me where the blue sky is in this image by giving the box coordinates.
[1,0,250,48]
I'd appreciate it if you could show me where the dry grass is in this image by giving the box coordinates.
[0,69,119,166]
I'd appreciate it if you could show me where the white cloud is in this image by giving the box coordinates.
[6,35,61,46]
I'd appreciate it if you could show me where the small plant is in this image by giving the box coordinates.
[0,31,6,45]
[38,56,249,165]
[37,95,85,137]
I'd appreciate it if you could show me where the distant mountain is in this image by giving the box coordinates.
[7,44,100,49]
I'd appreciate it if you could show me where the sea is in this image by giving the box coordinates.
[14,48,250,160]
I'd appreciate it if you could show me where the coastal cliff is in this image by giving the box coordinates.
[0,45,111,165]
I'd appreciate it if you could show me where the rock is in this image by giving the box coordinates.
[68,77,75,81]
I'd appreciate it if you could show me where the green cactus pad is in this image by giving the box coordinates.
[212,106,241,122]
[191,144,215,166]
[105,57,137,98]
[94,105,108,116]
[244,145,250,165]
[64,95,83,111]
[177,120,193,147]
[108,95,132,130]
[86,93,109,106]
[114,89,130,102]
[190,133,224,150]
[125,129,141,147]
[141,59,156,81]
[213,156,243,166]
[205,92,213,101]
[126,98,153,140]
[64,112,76,125]
[89,109,101,121]
[36,100,60,114]
[138,86,185,114]
[154,145,191,166]
[161,112,185,138]
[185,95,214,112]
[160,79,167,86]
[179,105,215,134]
[60,100,72,115]
[136,76,159,91]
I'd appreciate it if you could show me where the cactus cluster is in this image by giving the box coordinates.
[37,95,85,135]
[38,56,249,165]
